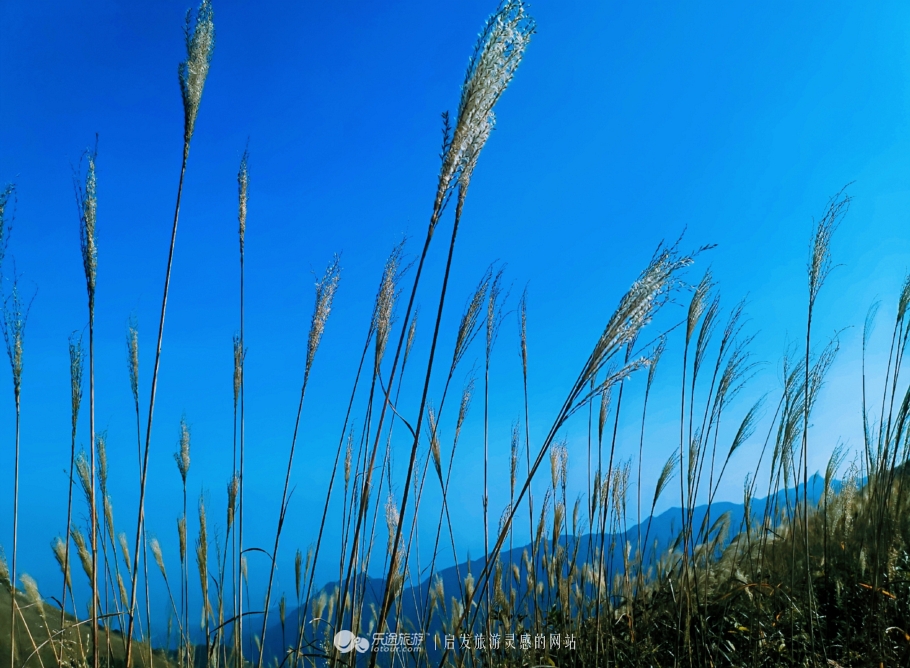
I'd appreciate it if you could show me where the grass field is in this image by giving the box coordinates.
[2,1,909,666]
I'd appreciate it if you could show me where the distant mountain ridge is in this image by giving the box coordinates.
[255,473,838,662]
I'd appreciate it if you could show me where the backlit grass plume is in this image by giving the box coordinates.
[77,147,98,306]
[179,0,215,149]
[0,184,14,270]
[305,254,342,383]
[435,0,535,219]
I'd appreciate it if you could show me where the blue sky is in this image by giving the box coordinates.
[2,0,910,636]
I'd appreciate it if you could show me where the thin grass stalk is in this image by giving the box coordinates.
[235,146,248,668]
[72,142,100,668]
[125,4,214,665]
[373,178,475,648]
[802,189,847,662]
[258,256,340,668]
[61,333,84,633]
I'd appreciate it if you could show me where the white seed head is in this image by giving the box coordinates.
[178,0,215,147]
[305,255,341,381]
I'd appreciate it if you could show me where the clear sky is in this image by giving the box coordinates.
[1,0,909,637]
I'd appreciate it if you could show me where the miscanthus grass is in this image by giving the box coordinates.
[4,2,910,668]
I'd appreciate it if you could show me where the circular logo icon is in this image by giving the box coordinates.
[333,630,357,653]
[334,630,371,654]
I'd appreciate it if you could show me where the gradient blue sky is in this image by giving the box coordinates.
[2,0,910,633]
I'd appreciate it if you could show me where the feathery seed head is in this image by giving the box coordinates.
[118,532,132,573]
[178,516,187,563]
[808,189,849,306]
[178,0,215,147]
[583,244,694,389]
[435,1,534,220]
[2,280,31,399]
[232,334,244,407]
[384,493,400,554]
[372,243,405,373]
[452,267,491,372]
[455,376,475,447]
[0,547,10,587]
[294,549,303,598]
[52,537,72,589]
[518,287,529,377]
[126,318,139,405]
[77,147,98,300]
[97,432,109,495]
[20,574,43,616]
[486,267,506,354]
[196,494,210,618]
[227,474,239,529]
[343,430,353,485]
[428,406,442,476]
[104,495,115,542]
[897,273,910,323]
[118,573,128,608]
[238,148,249,253]
[69,332,85,430]
[0,184,15,271]
[71,527,93,581]
[510,423,519,496]
[686,271,713,344]
[150,537,166,576]
[405,308,418,364]
[175,416,191,483]
[75,450,92,505]
[305,255,341,381]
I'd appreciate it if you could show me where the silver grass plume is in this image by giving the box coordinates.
[233,334,244,407]
[653,454,678,510]
[405,308,418,365]
[238,147,248,254]
[580,245,694,392]
[0,548,8,588]
[305,255,341,383]
[75,450,93,506]
[384,494,400,555]
[434,0,535,221]
[510,423,519,498]
[1,280,30,399]
[452,268,492,373]
[454,377,475,447]
[428,406,442,477]
[52,537,72,590]
[294,549,303,599]
[97,433,109,497]
[373,243,405,373]
[118,532,132,573]
[177,517,187,564]
[178,0,215,148]
[686,270,713,345]
[126,318,138,405]
[0,184,15,270]
[76,147,98,304]
[174,416,191,484]
[227,474,239,530]
[344,430,353,485]
[71,527,93,582]
[150,538,167,577]
[809,189,849,307]
[196,494,210,621]
[104,496,115,546]
[20,574,43,618]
